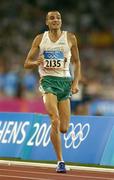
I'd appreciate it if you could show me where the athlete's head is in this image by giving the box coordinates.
[46,11,62,30]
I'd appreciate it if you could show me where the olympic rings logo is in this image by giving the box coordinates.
[44,52,63,59]
[64,123,90,149]
[48,54,56,59]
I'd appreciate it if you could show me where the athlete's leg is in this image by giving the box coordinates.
[43,93,63,161]
[58,98,71,133]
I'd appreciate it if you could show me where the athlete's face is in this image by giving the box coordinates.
[46,11,62,30]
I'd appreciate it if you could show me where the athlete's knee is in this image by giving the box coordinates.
[49,112,59,121]
[51,119,60,133]
[60,126,68,134]
[49,113,60,131]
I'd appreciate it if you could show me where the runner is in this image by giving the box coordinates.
[24,10,81,173]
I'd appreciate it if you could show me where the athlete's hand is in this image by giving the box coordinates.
[71,82,79,94]
[35,55,44,66]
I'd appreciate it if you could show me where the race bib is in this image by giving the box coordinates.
[43,50,64,69]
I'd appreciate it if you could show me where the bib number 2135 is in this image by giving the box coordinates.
[45,59,61,68]
[43,50,64,69]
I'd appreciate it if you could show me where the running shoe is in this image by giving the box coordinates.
[56,161,66,173]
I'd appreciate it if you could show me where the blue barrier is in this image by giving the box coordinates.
[0,112,114,165]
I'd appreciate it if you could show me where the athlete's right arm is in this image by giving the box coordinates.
[24,34,43,69]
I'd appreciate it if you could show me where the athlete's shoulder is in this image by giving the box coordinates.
[66,32,77,46]
[32,33,44,46]
[67,32,77,40]
[34,33,44,42]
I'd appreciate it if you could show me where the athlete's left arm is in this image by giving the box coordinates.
[70,33,81,94]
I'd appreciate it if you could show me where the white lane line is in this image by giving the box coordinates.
[0,174,53,180]
[0,168,113,180]
[0,160,114,173]
[0,173,113,180]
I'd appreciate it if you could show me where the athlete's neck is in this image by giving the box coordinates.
[48,29,62,42]
[49,29,62,37]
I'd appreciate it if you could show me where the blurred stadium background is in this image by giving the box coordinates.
[0,0,114,115]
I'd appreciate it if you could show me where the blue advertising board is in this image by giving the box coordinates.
[0,113,34,157]
[0,112,114,165]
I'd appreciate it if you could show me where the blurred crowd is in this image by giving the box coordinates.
[0,0,114,114]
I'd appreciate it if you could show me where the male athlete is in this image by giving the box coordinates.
[24,10,81,173]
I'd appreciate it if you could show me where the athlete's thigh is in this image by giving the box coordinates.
[43,93,58,116]
[58,98,71,132]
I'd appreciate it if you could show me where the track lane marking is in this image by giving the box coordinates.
[0,168,113,180]
[0,174,53,180]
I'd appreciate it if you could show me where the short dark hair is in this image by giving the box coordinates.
[46,10,61,20]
